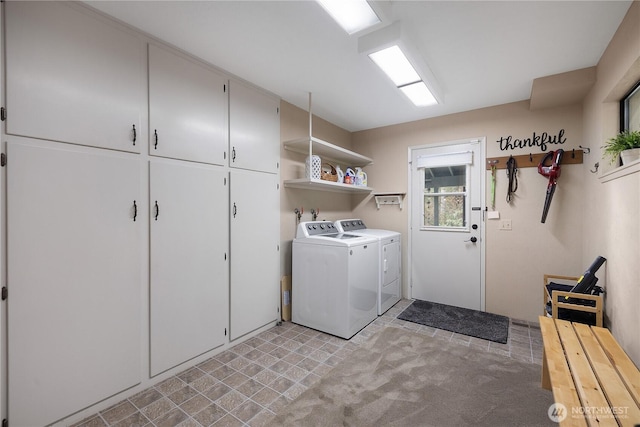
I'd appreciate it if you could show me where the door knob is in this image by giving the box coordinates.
[465,236,478,243]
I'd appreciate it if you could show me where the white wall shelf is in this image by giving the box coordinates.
[283,136,373,167]
[283,93,373,194]
[284,177,373,193]
[374,192,406,209]
[599,158,640,183]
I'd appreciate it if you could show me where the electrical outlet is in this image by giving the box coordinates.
[500,219,512,231]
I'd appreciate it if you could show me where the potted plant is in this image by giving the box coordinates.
[603,130,640,165]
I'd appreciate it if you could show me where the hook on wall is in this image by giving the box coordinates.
[311,208,320,221]
[590,162,599,174]
[294,207,303,223]
[579,145,591,154]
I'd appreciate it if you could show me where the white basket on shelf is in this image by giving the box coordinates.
[305,155,321,180]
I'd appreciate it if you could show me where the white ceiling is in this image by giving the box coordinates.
[85,1,632,132]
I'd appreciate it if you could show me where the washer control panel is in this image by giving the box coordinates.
[297,221,338,237]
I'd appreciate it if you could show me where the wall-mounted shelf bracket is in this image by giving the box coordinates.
[374,193,405,210]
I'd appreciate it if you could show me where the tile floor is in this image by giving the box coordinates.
[73,300,544,427]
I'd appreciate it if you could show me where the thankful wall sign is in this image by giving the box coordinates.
[486,128,583,171]
[497,129,567,152]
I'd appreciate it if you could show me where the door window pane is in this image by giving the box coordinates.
[423,165,467,228]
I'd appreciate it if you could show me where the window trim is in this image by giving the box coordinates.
[620,79,640,132]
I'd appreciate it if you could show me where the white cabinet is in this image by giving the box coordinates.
[2,2,283,423]
[150,161,228,376]
[149,44,228,165]
[6,140,142,427]
[230,170,280,340]
[229,80,280,174]
[283,136,374,193]
[4,2,144,153]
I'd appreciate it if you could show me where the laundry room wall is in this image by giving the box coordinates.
[280,101,355,275]
[580,1,640,365]
[351,101,585,324]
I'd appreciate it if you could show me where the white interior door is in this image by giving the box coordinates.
[7,140,141,427]
[150,161,228,376]
[230,169,280,340]
[410,139,485,310]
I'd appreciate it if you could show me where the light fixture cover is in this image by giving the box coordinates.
[399,81,438,106]
[317,0,381,35]
[368,45,420,86]
[359,22,441,107]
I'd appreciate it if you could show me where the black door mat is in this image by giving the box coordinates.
[397,299,509,344]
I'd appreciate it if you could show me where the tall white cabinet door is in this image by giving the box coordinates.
[229,80,280,174]
[150,161,229,376]
[149,45,228,165]
[4,2,144,152]
[230,170,280,340]
[7,140,142,427]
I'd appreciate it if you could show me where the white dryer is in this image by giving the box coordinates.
[292,221,379,339]
[335,219,401,315]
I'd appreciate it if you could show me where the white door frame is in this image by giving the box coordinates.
[407,138,486,310]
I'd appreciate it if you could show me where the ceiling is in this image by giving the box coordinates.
[85,1,632,132]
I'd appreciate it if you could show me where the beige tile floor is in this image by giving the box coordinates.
[73,300,543,427]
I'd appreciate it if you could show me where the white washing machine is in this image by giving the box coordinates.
[292,221,379,339]
[335,219,401,315]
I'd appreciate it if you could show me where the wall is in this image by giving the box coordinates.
[277,3,640,365]
[581,1,640,365]
[351,102,585,324]
[279,101,355,275]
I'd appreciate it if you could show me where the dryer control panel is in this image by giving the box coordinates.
[337,219,367,231]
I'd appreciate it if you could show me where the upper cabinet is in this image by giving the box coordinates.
[229,80,280,174]
[149,45,228,165]
[4,2,144,153]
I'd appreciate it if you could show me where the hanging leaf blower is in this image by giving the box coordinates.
[538,149,564,223]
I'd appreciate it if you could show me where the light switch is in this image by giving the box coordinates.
[500,219,512,231]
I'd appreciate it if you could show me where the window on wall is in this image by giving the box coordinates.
[620,80,640,132]
[423,165,467,228]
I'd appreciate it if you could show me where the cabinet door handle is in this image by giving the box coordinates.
[132,124,136,145]
[232,147,236,162]
[133,200,137,221]
[154,129,158,150]
[154,201,159,220]
[233,203,237,218]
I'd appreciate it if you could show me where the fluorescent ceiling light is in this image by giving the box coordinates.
[400,82,438,106]
[368,44,438,106]
[368,45,420,86]
[317,0,381,35]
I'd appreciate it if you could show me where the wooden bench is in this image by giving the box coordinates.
[539,316,640,426]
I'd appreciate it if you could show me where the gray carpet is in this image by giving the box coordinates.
[397,299,510,343]
[267,327,554,427]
